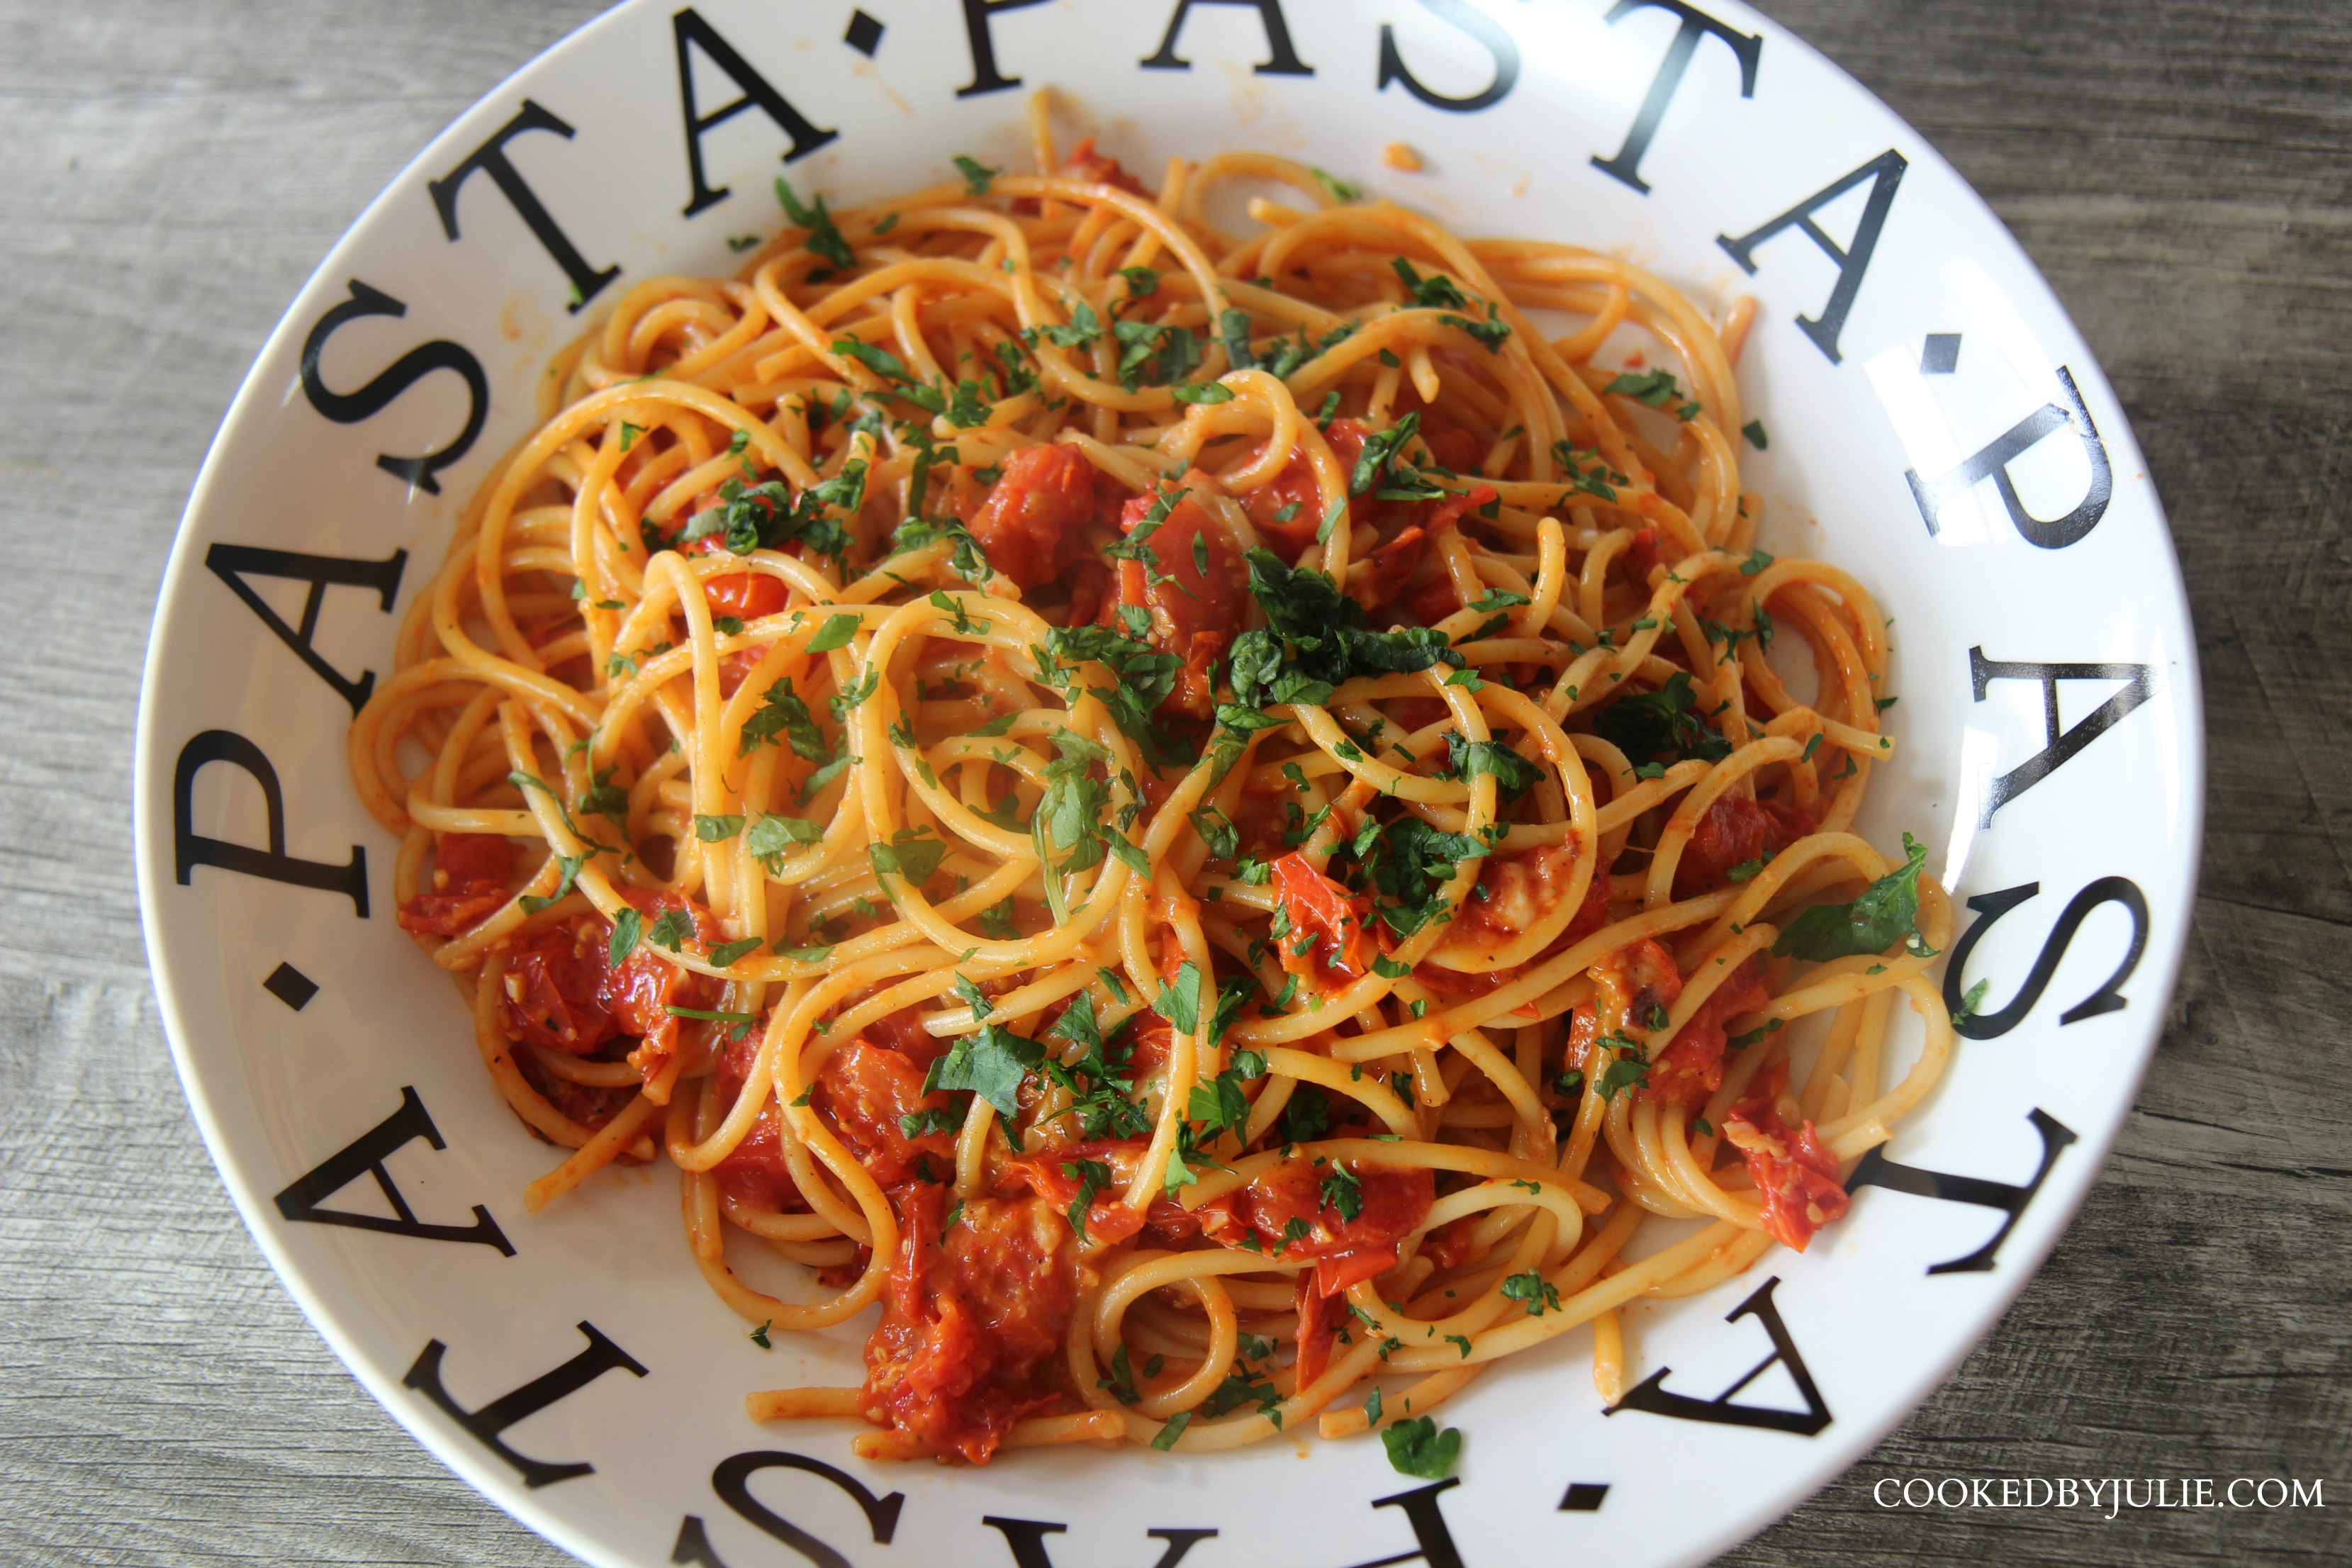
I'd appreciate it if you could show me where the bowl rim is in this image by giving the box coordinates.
[130,3,2207,1562]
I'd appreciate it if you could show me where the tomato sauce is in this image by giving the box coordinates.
[967,444,1104,590]
[496,889,724,1085]
[500,919,619,1055]
[1441,841,1582,956]
[1645,953,1771,1107]
[1269,851,1372,990]
[810,1037,957,1187]
[1059,137,1149,197]
[862,1182,1079,1463]
[1676,793,1818,898]
[1722,1061,1849,1250]
[397,833,519,938]
[1198,1155,1432,1299]
[1101,481,1248,717]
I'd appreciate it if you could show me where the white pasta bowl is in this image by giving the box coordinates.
[133,4,2201,1566]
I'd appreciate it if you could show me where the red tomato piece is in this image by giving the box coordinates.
[396,886,510,939]
[1270,851,1373,990]
[1383,483,1495,621]
[396,834,519,937]
[705,570,786,622]
[711,1103,808,1214]
[1723,1061,1849,1251]
[1060,136,1149,196]
[1409,961,1513,999]
[1564,868,1614,948]
[438,833,519,887]
[997,1140,1150,1248]
[1592,937,1684,1034]
[1645,953,1771,1107]
[1675,794,1818,898]
[600,889,724,1080]
[967,444,1101,590]
[715,646,766,697]
[1440,840,1582,958]
[1353,525,1430,615]
[1102,481,1248,718]
[1200,1155,1433,1299]
[1413,407,1486,474]
[1294,1270,1340,1391]
[812,1038,956,1187]
[500,920,619,1055]
[864,1004,951,1069]
[862,1182,1079,1464]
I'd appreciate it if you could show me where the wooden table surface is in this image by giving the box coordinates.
[3,2,2344,1564]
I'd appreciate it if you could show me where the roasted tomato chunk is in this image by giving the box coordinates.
[601,890,724,1080]
[862,1182,1078,1463]
[710,1103,807,1214]
[997,1140,1162,1249]
[1100,478,1248,717]
[968,444,1102,590]
[1270,851,1373,990]
[1723,1061,1849,1250]
[1060,135,1149,196]
[811,1036,956,1187]
[500,917,618,1055]
[1412,406,1486,474]
[398,833,519,937]
[1439,840,1583,959]
[1350,483,1496,617]
[1563,936,1687,1083]
[1199,1155,1432,1299]
[1645,953,1771,1107]
[705,569,786,621]
[1676,793,1818,898]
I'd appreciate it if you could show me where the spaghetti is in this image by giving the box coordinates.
[349,101,1954,1467]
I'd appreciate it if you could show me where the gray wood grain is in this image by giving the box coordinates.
[0,1,2341,1564]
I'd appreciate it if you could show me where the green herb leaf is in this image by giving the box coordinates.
[807,613,860,653]
[922,1022,1046,1119]
[1598,1049,1650,1102]
[1381,1416,1461,1479]
[609,907,643,966]
[1500,1270,1562,1316]
[774,177,856,271]
[953,154,999,195]
[707,937,763,968]
[1061,1158,1113,1241]
[1321,1163,1363,1221]
[870,827,948,887]
[1311,167,1362,203]
[649,908,695,952]
[1776,834,1930,961]
[1391,257,1467,310]
[1592,669,1732,764]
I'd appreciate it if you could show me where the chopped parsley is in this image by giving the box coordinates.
[953,154,999,195]
[1382,1416,1461,1479]
[922,1018,1046,1118]
[1592,669,1732,764]
[1500,1270,1562,1316]
[773,177,854,271]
